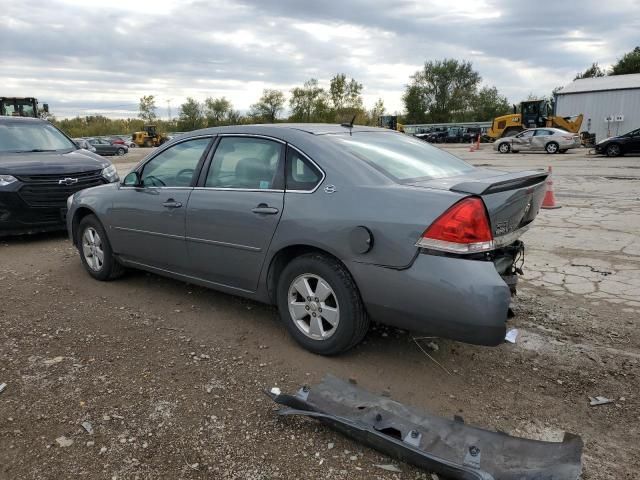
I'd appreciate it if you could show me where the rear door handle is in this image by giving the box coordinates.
[162,200,182,209]
[252,204,279,215]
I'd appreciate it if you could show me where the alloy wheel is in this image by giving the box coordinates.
[499,143,510,153]
[82,227,104,272]
[288,274,340,340]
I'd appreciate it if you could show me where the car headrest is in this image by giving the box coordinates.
[235,157,272,188]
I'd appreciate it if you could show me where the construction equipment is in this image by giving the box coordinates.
[132,125,169,147]
[487,100,583,139]
[0,97,48,118]
[378,115,405,132]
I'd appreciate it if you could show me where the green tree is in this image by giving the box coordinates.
[289,79,330,122]
[203,97,233,126]
[138,95,157,123]
[610,46,640,75]
[178,97,204,131]
[403,59,481,123]
[249,89,286,123]
[367,98,386,126]
[329,74,364,121]
[574,62,606,80]
[469,86,511,121]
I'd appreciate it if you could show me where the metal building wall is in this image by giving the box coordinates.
[555,89,640,142]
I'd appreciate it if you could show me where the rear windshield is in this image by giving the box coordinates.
[327,132,474,182]
[0,121,76,153]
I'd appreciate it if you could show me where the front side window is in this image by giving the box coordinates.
[327,132,474,182]
[141,138,211,187]
[517,130,535,138]
[0,121,76,153]
[286,146,322,191]
[205,137,283,189]
[534,129,552,136]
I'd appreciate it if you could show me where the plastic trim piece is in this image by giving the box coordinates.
[267,375,582,480]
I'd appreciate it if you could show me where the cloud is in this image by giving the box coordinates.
[0,0,636,118]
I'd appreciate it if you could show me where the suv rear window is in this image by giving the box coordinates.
[328,132,474,182]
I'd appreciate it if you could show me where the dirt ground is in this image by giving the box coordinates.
[1,146,639,479]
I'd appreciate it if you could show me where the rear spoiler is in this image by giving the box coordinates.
[450,170,548,195]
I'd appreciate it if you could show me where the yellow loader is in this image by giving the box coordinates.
[487,100,583,139]
[132,125,168,147]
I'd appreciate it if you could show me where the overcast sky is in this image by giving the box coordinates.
[2,0,638,119]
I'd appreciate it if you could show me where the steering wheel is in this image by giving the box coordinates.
[143,175,166,187]
[176,168,194,184]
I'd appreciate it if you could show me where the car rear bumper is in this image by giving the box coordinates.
[350,253,512,346]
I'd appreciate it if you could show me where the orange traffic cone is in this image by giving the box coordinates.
[541,166,561,209]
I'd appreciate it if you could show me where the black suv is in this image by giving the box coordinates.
[0,117,118,236]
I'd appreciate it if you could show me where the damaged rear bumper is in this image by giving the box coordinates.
[267,376,582,480]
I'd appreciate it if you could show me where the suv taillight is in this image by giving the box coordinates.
[416,197,494,254]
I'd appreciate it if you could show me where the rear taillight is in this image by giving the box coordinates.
[416,197,494,254]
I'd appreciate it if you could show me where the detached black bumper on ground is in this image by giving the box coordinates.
[267,376,583,480]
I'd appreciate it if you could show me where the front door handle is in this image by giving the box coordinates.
[252,203,279,215]
[162,199,182,209]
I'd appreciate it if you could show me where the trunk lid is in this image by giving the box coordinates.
[408,168,548,239]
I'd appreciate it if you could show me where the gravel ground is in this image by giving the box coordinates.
[1,146,639,479]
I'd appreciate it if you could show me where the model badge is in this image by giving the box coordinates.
[324,185,336,194]
[58,178,78,186]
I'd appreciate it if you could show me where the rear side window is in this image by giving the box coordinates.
[286,146,322,191]
[205,137,283,189]
[535,129,553,136]
[327,132,474,182]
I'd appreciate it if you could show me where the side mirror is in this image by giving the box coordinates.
[123,171,142,187]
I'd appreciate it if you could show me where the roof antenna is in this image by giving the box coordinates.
[340,115,357,135]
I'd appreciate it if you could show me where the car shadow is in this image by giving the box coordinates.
[1,230,68,246]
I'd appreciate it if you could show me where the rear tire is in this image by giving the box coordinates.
[276,253,369,355]
[606,143,622,157]
[498,142,511,154]
[77,215,124,281]
[545,142,559,154]
[116,147,126,156]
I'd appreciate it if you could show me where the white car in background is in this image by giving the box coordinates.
[494,128,581,154]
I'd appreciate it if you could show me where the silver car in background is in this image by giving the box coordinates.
[494,128,581,154]
[67,124,548,355]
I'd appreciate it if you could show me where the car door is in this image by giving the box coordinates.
[108,136,213,272]
[512,130,534,150]
[185,135,285,292]
[532,129,552,150]
[627,129,640,153]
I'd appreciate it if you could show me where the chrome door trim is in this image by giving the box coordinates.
[112,226,184,240]
[185,236,261,252]
[192,187,284,193]
[217,133,286,144]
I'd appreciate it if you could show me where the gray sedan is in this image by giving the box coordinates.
[67,124,548,355]
[494,128,581,154]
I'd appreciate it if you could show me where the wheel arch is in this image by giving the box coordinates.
[71,206,98,247]
[265,244,355,304]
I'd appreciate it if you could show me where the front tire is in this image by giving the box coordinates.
[606,143,622,157]
[545,141,559,154]
[117,147,126,156]
[77,215,124,281]
[498,142,511,154]
[277,253,369,355]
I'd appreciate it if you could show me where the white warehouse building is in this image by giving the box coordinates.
[554,73,640,143]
